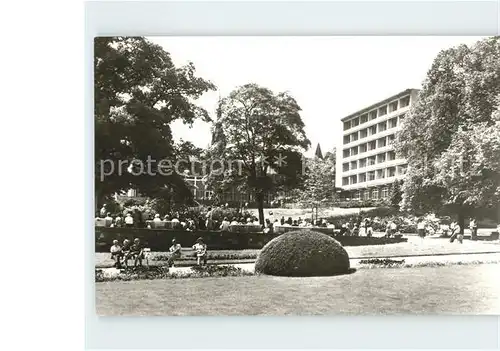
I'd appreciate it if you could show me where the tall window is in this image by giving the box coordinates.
[377,138,387,148]
[350,175,357,184]
[363,189,370,200]
[360,114,368,123]
[350,146,358,156]
[368,156,376,166]
[343,120,351,130]
[387,151,396,161]
[378,121,387,132]
[359,158,367,168]
[342,163,349,172]
[377,153,386,163]
[368,171,376,181]
[342,177,349,186]
[381,187,389,198]
[400,96,410,107]
[372,188,379,199]
[360,129,368,138]
[389,101,398,112]
[359,143,367,153]
[387,134,396,145]
[368,141,377,150]
[369,126,377,136]
[343,149,350,158]
[369,110,377,120]
[350,161,357,170]
[343,135,350,144]
[389,117,398,129]
[352,117,360,127]
[377,169,385,179]
[351,132,359,142]
[359,173,366,183]
[388,167,396,177]
[378,105,387,116]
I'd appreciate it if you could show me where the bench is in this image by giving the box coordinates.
[122,247,151,267]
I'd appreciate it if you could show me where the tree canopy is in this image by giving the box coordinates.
[210,83,310,224]
[395,36,500,221]
[94,37,216,205]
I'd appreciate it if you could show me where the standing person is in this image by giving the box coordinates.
[469,217,478,241]
[192,237,207,267]
[124,213,134,228]
[168,238,182,267]
[280,216,285,225]
[220,217,230,232]
[449,222,462,243]
[99,204,107,218]
[417,219,426,239]
[205,207,214,230]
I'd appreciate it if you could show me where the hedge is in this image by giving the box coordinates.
[254,230,351,276]
[95,227,407,252]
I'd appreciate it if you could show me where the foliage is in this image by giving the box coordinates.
[94,37,216,206]
[208,84,310,224]
[395,36,500,218]
[95,265,253,282]
[254,230,350,276]
[359,258,406,266]
[292,156,336,220]
[389,180,403,210]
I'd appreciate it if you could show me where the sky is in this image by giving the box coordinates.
[148,36,484,157]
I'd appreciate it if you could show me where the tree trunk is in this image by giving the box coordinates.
[457,211,465,235]
[256,191,265,226]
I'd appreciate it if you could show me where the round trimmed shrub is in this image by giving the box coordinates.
[255,230,350,277]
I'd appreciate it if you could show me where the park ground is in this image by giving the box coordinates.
[95,236,500,316]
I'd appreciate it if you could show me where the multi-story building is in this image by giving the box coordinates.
[335,88,419,201]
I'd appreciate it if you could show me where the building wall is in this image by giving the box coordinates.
[335,89,419,200]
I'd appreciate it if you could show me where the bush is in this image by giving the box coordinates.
[254,230,350,277]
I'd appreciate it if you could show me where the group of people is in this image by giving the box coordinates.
[109,237,208,269]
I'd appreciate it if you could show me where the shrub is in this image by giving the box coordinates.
[254,230,350,277]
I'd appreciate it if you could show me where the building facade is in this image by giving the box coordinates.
[335,89,419,201]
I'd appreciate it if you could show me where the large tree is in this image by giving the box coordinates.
[211,84,310,224]
[94,37,216,207]
[395,36,500,230]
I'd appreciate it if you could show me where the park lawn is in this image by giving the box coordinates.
[95,264,500,316]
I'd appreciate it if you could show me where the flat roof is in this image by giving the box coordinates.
[341,88,419,122]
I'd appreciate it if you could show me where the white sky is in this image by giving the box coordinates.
[148,36,484,156]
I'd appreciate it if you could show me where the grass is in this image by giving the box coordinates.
[96,263,500,315]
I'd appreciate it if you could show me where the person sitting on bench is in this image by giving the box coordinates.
[168,238,182,267]
[124,238,144,267]
[192,237,207,267]
[110,240,123,268]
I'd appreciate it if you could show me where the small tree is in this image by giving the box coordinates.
[294,157,336,222]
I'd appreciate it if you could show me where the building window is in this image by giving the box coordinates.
[350,161,357,170]
[372,188,379,199]
[343,121,351,130]
[342,177,349,186]
[378,105,387,116]
[369,125,377,136]
[368,141,377,151]
[343,135,350,144]
[381,187,389,199]
[367,156,376,166]
[359,158,367,168]
[377,169,386,179]
[359,173,366,183]
[342,163,349,172]
[400,96,410,108]
[360,129,368,138]
[343,149,350,158]
[350,175,358,184]
[388,167,396,177]
[368,171,376,181]
[377,137,387,148]
[389,101,398,112]
[387,150,396,161]
[360,114,368,124]
[363,189,370,200]
[369,110,377,120]
[353,191,361,200]
[377,153,386,163]
[350,146,358,156]
[387,134,396,145]
[378,121,387,132]
[352,118,360,127]
[398,165,407,175]
[389,117,398,129]
[351,132,359,142]
[359,143,367,153]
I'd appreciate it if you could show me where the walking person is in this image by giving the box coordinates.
[469,217,478,241]
[449,222,463,244]
[417,219,426,239]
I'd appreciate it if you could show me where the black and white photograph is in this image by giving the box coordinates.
[94,36,500,316]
